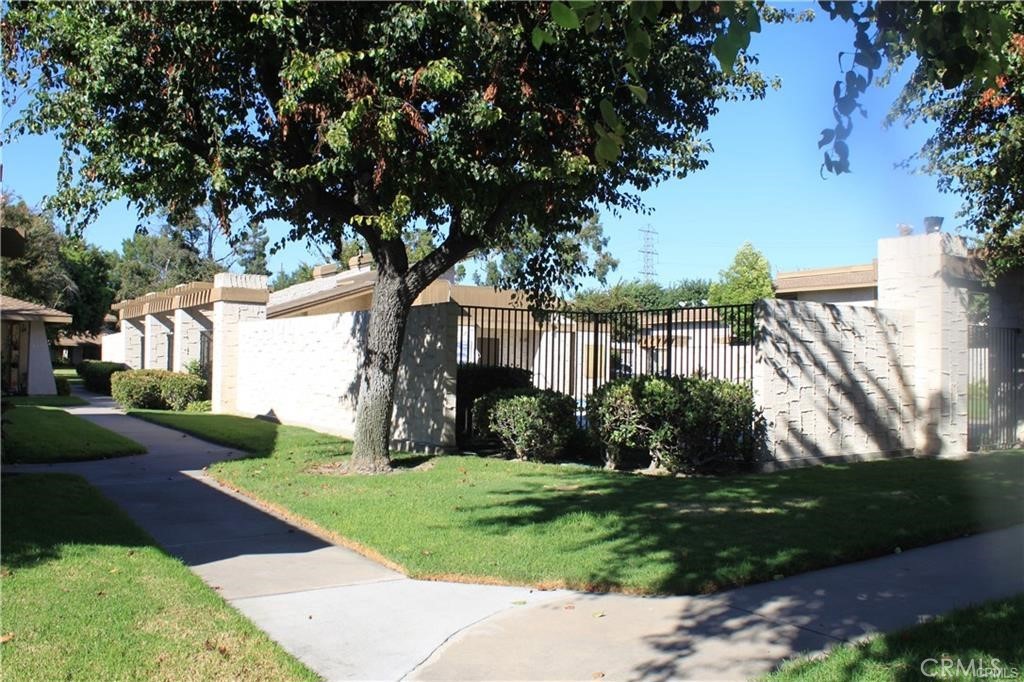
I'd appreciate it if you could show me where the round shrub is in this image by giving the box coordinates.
[110,370,207,411]
[111,370,164,409]
[456,364,533,441]
[587,375,667,469]
[487,389,577,462]
[159,372,208,410]
[54,377,71,396]
[472,387,537,439]
[587,375,767,474]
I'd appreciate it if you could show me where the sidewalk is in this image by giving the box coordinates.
[10,390,1024,681]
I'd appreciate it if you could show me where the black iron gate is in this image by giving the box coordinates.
[456,304,755,439]
[968,325,1023,450]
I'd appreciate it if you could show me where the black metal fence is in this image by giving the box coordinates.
[457,304,755,420]
[968,325,1023,450]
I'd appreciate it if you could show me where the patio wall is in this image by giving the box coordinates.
[234,302,459,451]
[754,299,917,466]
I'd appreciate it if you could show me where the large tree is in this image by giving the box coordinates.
[0,196,116,334]
[473,214,618,289]
[886,4,1023,276]
[708,242,774,306]
[4,2,768,472]
[114,227,223,300]
[233,222,271,276]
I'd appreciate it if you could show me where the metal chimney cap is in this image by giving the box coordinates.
[924,216,944,233]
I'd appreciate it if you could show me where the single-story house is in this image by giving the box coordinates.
[1,295,71,395]
[775,261,878,306]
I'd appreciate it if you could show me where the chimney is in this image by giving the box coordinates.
[312,263,340,279]
[924,216,944,234]
[347,252,375,272]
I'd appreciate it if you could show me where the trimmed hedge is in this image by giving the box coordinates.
[55,377,71,396]
[589,375,767,474]
[111,370,207,411]
[76,361,131,395]
[482,388,577,462]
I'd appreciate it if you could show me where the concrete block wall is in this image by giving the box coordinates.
[878,233,970,455]
[123,320,144,369]
[211,274,268,414]
[144,313,173,370]
[172,308,212,373]
[754,299,916,465]
[234,303,458,451]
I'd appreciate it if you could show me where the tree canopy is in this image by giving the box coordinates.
[4,1,768,470]
[886,4,1023,277]
[114,226,223,301]
[572,278,710,312]
[708,242,774,306]
[472,214,618,290]
[0,196,116,334]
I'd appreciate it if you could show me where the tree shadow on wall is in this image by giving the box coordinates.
[755,300,923,463]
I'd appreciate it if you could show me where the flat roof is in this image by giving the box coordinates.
[774,261,878,294]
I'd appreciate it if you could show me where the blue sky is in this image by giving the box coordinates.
[1,7,964,287]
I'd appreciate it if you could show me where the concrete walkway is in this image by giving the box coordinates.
[8,390,1024,681]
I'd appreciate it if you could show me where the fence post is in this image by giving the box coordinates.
[591,313,600,400]
[664,308,673,376]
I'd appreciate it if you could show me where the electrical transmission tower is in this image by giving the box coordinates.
[639,225,658,281]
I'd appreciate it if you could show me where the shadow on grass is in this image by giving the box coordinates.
[462,453,1024,595]
[128,410,350,461]
[1,473,152,569]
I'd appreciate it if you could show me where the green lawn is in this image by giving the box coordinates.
[766,595,1024,682]
[5,394,88,407]
[131,412,1024,595]
[2,405,144,463]
[54,367,83,385]
[0,474,318,681]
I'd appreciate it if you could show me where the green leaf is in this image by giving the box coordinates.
[583,12,601,34]
[550,2,580,30]
[595,136,620,163]
[626,84,648,104]
[531,27,555,50]
[599,99,623,133]
[626,24,651,61]
[712,32,743,75]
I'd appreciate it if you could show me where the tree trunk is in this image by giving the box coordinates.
[351,272,410,473]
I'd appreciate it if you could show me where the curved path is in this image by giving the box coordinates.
[9,391,1023,681]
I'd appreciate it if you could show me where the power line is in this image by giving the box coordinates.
[639,225,657,281]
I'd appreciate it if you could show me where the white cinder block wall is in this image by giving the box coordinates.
[234,303,458,451]
[754,299,916,466]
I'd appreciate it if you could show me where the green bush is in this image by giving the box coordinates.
[77,361,131,395]
[486,389,577,462]
[54,377,71,396]
[588,375,767,474]
[111,370,207,411]
[184,359,212,400]
[184,400,212,413]
[456,364,533,440]
[472,387,537,439]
